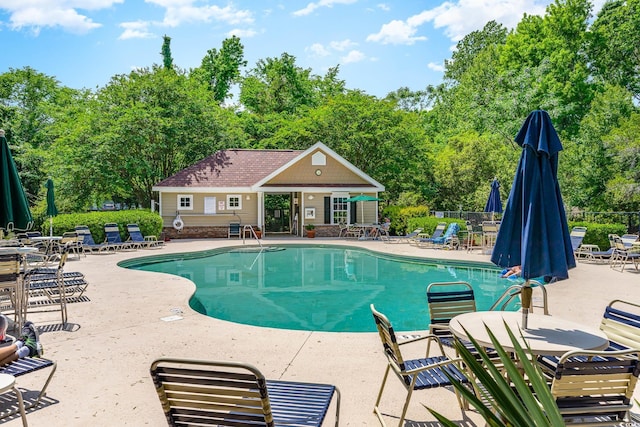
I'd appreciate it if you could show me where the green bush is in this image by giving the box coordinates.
[41,210,163,242]
[568,221,626,250]
[382,206,430,235]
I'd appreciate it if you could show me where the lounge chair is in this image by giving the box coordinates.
[569,226,587,254]
[75,225,115,254]
[126,224,164,249]
[621,234,639,248]
[577,233,617,263]
[150,358,340,426]
[411,223,446,246]
[548,348,639,425]
[417,222,460,249]
[25,246,89,300]
[104,223,137,251]
[381,228,423,244]
[228,222,241,239]
[370,304,469,426]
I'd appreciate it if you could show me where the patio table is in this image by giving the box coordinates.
[450,311,608,357]
[0,247,40,331]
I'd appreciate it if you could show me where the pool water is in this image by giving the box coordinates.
[123,244,517,332]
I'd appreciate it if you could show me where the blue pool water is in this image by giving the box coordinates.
[121,244,517,332]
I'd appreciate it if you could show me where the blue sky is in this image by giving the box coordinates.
[0,0,605,99]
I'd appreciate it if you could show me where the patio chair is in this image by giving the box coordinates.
[126,224,164,249]
[0,356,57,422]
[426,281,477,355]
[610,235,640,272]
[150,357,340,427]
[538,299,640,375]
[548,348,640,425]
[60,231,83,259]
[75,225,115,254]
[104,223,137,251]
[0,253,22,325]
[370,304,469,427]
[621,234,639,248]
[25,246,89,300]
[228,222,241,239]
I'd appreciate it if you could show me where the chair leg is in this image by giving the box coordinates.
[12,385,28,427]
[373,365,391,426]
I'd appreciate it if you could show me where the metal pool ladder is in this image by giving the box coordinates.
[242,225,263,248]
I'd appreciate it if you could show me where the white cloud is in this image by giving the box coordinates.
[145,1,253,27]
[306,43,331,57]
[0,0,117,34]
[427,62,445,72]
[227,28,257,38]
[118,21,154,40]
[341,50,365,64]
[368,0,550,46]
[366,19,427,45]
[329,39,356,52]
[292,0,357,17]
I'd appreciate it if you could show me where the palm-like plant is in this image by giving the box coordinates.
[427,321,564,426]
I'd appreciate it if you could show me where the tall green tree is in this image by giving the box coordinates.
[588,0,640,101]
[161,35,174,70]
[194,36,247,103]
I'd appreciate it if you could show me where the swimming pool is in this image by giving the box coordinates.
[121,244,517,332]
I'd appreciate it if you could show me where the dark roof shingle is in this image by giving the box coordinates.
[155,149,303,188]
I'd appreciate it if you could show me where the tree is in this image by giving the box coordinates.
[161,35,174,70]
[239,53,343,115]
[588,0,640,102]
[194,36,247,103]
[602,112,640,210]
[0,67,65,201]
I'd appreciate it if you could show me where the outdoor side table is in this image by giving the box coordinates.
[0,373,28,426]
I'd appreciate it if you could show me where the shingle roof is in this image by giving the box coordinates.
[155,149,303,188]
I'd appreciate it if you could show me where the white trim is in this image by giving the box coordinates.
[153,186,254,193]
[252,142,385,191]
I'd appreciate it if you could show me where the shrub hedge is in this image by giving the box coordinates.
[40,210,163,243]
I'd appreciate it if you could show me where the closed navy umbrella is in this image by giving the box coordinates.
[484,178,502,220]
[0,130,33,232]
[45,179,58,236]
[490,111,575,328]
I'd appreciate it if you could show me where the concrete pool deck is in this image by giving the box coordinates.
[5,237,640,426]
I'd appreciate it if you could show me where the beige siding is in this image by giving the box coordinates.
[268,151,368,185]
[160,192,258,227]
[301,192,379,225]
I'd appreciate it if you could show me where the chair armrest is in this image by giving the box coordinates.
[144,236,158,241]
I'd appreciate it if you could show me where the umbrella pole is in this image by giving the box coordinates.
[521,280,532,330]
[49,216,53,237]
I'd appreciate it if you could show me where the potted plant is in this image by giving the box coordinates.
[254,226,262,239]
[305,223,316,238]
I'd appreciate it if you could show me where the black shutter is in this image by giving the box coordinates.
[324,197,331,224]
[350,202,357,223]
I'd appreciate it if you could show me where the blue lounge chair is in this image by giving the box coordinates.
[569,226,587,253]
[0,357,56,422]
[75,225,115,254]
[126,224,164,249]
[417,222,460,249]
[104,223,136,251]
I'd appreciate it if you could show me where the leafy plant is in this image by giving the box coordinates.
[426,322,564,426]
[305,223,315,230]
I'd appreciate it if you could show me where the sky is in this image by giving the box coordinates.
[0,0,606,99]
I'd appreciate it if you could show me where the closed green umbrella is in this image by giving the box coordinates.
[45,178,58,236]
[0,130,33,232]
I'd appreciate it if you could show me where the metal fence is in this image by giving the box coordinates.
[431,211,640,233]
